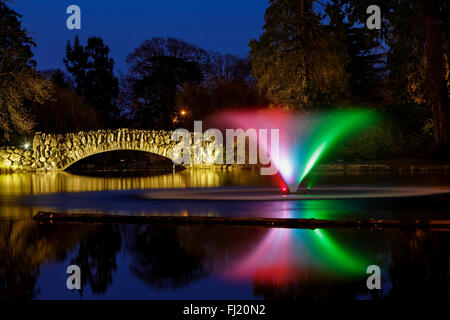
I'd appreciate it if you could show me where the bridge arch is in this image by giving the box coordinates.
[32,129,178,171]
[61,148,175,171]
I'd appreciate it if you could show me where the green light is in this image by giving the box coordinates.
[299,141,326,183]
[312,229,368,274]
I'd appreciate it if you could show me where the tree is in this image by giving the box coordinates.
[32,87,102,134]
[345,0,450,151]
[0,2,53,142]
[175,79,268,128]
[175,52,266,126]
[41,68,73,90]
[325,0,384,104]
[421,0,450,151]
[64,36,119,127]
[124,37,267,128]
[249,0,348,110]
[203,52,253,87]
[125,38,206,129]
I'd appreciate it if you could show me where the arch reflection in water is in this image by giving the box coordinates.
[0,170,229,196]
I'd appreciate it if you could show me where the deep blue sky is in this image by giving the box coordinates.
[11,0,268,74]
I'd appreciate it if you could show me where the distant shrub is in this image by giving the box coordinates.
[335,126,396,161]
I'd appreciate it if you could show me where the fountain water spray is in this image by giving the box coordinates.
[210,109,377,193]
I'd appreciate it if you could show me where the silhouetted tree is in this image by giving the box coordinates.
[123,37,265,129]
[32,87,102,134]
[124,38,206,129]
[41,68,73,90]
[70,225,122,294]
[64,35,119,127]
[326,0,384,104]
[204,52,253,86]
[345,0,450,152]
[176,80,268,129]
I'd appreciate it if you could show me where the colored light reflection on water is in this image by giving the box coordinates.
[1,171,449,299]
[225,204,369,285]
[311,229,368,275]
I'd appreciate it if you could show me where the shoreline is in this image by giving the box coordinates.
[3,161,450,174]
[33,211,450,229]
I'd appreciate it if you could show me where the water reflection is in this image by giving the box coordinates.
[0,170,273,219]
[127,224,208,290]
[0,170,228,196]
[2,171,450,220]
[0,220,89,299]
[0,219,448,300]
[0,170,449,300]
[70,224,122,294]
[18,188,450,221]
[224,207,371,294]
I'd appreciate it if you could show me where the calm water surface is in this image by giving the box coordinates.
[0,170,449,300]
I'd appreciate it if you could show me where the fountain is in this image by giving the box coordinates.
[27,109,448,209]
[135,108,450,201]
[210,108,378,193]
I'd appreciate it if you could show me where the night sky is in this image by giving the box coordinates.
[11,0,268,73]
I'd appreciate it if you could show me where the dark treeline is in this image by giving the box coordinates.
[0,1,263,146]
[249,0,449,158]
[121,37,266,131]
[0,0,448,158]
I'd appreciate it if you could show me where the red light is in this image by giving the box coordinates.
[282,187,287,192]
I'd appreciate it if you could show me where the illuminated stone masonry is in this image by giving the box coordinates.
[0,128,221,172]
[0,147,34,170]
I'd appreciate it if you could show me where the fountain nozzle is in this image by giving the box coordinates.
[281,185,311,195]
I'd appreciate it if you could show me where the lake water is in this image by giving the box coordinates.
[0,170,449,300]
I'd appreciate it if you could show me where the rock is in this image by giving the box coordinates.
[9,153,21,162]
[0,159,12,167]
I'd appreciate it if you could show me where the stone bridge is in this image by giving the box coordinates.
[0,128,220,171]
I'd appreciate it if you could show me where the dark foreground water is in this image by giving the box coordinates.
[0,170,449,300]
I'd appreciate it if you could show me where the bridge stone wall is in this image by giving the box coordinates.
[0,147,33,170]
[0,128,221,172]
